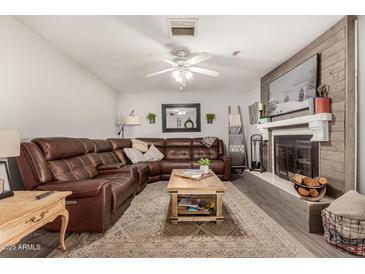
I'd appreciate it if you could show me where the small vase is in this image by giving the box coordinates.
[149,117,155,124]
[200,165,209,174]
[315,97,330,113]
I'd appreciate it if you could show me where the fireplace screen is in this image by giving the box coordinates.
[274,135,319,181]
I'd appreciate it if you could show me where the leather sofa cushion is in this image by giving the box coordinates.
[79,138,95,153]
[114,149,128,165]
[107,138,132,150]
[147,161,161,176]
[87,152,120,167]
[35,178,112,199]
[191,147,220,160]
[33,137,86,161]
[166,138,192,147]
[97,163,125,170]
[161,160,191,174]
[130,163,149,182]
[111,180,135,212]
[92,139,113,152]
[21,143,53,184]
[48,154,96,181]
[191,160,225,174]
[165,147,191,160]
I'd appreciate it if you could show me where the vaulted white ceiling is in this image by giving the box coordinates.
[16,15,343,93]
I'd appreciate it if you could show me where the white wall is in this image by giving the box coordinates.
[358,16,365,194]
[117,84,260,157]
[0,16,118,140]
[0,16,118,189]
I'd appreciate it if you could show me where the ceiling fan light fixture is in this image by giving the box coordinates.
[185,70,193,80]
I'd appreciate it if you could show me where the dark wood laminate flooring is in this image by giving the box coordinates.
[230,174,357,258]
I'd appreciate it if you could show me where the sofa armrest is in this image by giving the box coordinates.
[35,178,112,199]
[219,155,231,181]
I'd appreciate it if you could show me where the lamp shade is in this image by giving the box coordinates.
[125,116,140,126]
[0,130,21,158]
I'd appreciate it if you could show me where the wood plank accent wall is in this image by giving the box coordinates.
[260,16,357,197]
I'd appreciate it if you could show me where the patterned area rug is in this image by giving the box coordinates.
[50,181,314,258]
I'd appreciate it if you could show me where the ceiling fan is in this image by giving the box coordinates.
[145,49,220,90]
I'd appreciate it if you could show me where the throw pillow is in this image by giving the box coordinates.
[131,138,149,152]
[143,144,164,162]
[123,148,145,164]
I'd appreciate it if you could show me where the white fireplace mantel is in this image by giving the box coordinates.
[257,113,332,141]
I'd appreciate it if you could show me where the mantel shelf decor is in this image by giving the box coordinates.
[257,113,332,141]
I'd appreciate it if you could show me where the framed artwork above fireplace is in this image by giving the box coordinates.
[267,54,319,117]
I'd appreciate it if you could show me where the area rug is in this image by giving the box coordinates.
[50,181,314,258]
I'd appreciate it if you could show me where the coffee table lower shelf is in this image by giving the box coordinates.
[168,192,224,224]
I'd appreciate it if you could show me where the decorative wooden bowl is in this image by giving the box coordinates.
[291,174,327,202]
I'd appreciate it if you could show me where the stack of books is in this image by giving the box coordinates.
[178,198,215,213]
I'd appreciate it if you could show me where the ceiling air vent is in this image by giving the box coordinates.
[167,18,198,38]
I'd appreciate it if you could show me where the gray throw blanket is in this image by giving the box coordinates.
[201,136,217,148]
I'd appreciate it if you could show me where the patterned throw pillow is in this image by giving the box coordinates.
[143,144,164,162]
[123,148,145,164]
[131,138,149,152]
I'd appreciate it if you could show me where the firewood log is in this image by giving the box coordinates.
[298,187,309,197]
[318,177,328,185]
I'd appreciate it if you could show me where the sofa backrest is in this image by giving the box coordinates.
[88,139,120,166]
[191,138,221,160]
[107,137,224,161]
[165,138,192,160]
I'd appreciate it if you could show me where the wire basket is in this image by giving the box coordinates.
[322,208,365,256]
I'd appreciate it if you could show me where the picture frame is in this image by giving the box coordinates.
[0,161,10,192]
[267,54,319,117]
[161,103,201,133]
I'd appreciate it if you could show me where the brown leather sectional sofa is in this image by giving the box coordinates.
[16,137,231,233]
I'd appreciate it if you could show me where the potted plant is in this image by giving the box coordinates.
[198,158,211,174]
[206,113,216,124]
[146,113,157,124]
[315,84,331,113]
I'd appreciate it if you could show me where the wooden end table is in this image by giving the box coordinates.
[0,191,71,252]
[166,169,227,224]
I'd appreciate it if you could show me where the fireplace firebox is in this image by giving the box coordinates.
[274,135,319,181]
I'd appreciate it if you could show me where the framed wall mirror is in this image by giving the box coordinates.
[161,103,201,133]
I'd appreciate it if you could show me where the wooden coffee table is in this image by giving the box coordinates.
[166,169,227,224]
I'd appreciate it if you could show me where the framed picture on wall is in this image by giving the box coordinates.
[161,103,201,133]
[267,54,319,116]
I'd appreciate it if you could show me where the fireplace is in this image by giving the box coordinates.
[274,135,319,181]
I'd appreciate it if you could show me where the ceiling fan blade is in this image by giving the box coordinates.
[145,68,175,78]
[160,58,177,67]
[189,67,220,77]
[185,52,212,66]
